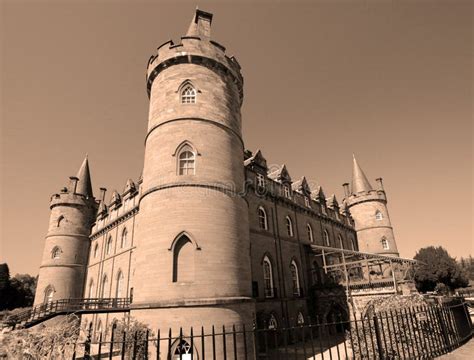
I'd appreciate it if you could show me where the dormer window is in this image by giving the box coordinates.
[304,196,310,208]
[256,173,266,189]
[283,185,291,199]
[181,85,196,104]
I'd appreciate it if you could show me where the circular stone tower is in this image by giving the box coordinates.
[343,156,399,257]
[131,8,254,343]
[34,157,97,305]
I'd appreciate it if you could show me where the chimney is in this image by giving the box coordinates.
[99,187,107,203]
[342,183,350,197]
[69,176,79,194]
[375,178,384,191]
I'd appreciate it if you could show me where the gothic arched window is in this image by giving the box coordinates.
[121,228,128,248]
[101,274,108,298]
[172,235,195,283]
[381,237,389,250]
[51,246,62,259]
[181,84,196,104]
[258,206,268,230]
[57,215,64,227]
[338,234,344,249]
[290,260,300,296]
[263,256,274,298]
[286,216,294,237]
[375,210,383,221]
[116,271,124,298]
[268,313,278,330]
[323,229,330,247]
[297,312,305,325]
[44,286,54,303]
[106,236,113,255]
[173,339,193,358]
[88,279,94,298]
[178,145,196,175]
[93,243,99,258]
[307,224,314,243]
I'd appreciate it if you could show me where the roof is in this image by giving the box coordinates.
[75,156,93,198]
[351,155,373,194]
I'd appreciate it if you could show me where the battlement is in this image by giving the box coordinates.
[49,191,96,209]
[146,10,243,102]
[344,189,387,207]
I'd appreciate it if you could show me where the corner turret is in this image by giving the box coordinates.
[343,156,399,256]
[33,156,97,305]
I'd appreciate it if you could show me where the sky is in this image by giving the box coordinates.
[1,0,472,276]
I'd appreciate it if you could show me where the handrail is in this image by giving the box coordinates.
[4,297,131,328]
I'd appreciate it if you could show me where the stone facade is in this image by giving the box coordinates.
[33,9,404,354]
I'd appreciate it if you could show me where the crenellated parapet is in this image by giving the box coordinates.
[344,189,387,207]
[146,10,243,103]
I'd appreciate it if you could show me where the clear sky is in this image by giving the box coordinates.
[1,0,472,276]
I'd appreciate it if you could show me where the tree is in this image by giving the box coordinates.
[0,263,37,310]
[414,246,469,293]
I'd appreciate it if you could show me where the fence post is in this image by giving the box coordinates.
[372,314,384,359]
[109,322,116,360]
[436,306,451,352]
[132,330,138,360]
[83,323,92,360]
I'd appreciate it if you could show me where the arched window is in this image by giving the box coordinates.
[263,256,274,298]
[338,234,344,249]
[286,216,294,237]
[312,261,320,285]
[172,235,195,283]
[93,243,99,258]
[173,339,193,358]
[121,228,128,248]
[96,320,102,340]
[375,210,383,221]
[116,271,124,298]
[290,260,300,296]
[323,229,330,246]
[178,145,195,175]
[57,215,64,227]
[307,224,314,242]
[297,312,305,325]
[106,236,113,255]
[283,185,291,199]
[51,246,62,259]
[44,286,54,303]
[181,84,196,104]
[101,274,108,298]
[304,196,311,208]
[268,314,278,330]
[350,238,356,251]
[88,280,94,298]
[381,237,389,250]
[258,206,268,230]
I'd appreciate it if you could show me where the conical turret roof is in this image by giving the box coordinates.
[351,155,373,194]
[75,155,93,198]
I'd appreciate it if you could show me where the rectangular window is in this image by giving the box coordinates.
[284,185,291,199]
[304,196,311,207]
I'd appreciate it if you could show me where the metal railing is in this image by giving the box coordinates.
[73,301,472,359]
[5,298,130,328]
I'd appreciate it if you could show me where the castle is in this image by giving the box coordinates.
[33,9,413,356]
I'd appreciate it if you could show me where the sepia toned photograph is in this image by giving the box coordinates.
[0,0,472,358]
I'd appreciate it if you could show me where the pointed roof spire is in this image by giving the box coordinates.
[75,155,93,198]
[351,155,373,194]
[186,8,213,40]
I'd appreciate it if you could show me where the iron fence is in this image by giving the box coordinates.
[73,301,472,359]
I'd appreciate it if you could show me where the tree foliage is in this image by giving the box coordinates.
[414,246,469,293]
[0,263,37,311]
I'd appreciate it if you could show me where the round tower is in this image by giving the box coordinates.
[343,156,399,257]
[33,157,97,306]
[131,8,254,337]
